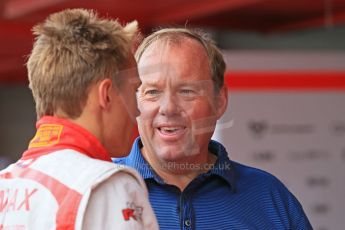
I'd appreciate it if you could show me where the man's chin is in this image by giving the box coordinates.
[156,148,192,162]
[160,143,200,157]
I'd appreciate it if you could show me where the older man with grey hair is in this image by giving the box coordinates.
[115,28,312,230]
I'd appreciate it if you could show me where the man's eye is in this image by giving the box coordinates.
[145,89,160,96]
[180,89,195,95]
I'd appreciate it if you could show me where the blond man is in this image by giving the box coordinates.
[0,9,158,229]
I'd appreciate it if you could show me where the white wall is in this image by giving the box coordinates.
[213,51,345,230]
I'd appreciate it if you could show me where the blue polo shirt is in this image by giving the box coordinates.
[114,137,312,230]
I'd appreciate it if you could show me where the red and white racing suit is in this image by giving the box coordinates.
[0,116,158,230]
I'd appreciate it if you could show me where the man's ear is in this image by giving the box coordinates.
[215,85,228,119]
[98,78,115,109]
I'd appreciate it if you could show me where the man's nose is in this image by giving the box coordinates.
[158,93,180,116]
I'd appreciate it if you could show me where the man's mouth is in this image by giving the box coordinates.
[157,126,187,139]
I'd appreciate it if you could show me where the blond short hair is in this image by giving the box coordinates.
[135,28,226,92]
[27,8,138,119]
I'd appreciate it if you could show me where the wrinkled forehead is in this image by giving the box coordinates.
[138,38,211,84]
[138,37,207,62]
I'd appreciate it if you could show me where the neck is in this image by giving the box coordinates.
[54,107,104,145]
[142,147,217,191]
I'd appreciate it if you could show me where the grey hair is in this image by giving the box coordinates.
[135,28,226,92]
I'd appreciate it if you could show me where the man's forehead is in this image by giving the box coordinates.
[137,37,212,84]
[138,44,170,68]
[140,36,206,56]
[139,73,213,87]
[138,63,171,75]
[138,38,209,68]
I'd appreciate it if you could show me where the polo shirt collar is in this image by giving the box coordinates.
[207,140,236,192]
[127,137,236,190]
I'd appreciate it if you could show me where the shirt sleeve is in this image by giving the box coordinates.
[80,171,159,230]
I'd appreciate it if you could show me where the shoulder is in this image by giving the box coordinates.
[209,140,290,193]
[231,162,312,228]
[32,149,145,193]
[88,170,146,198]
[231,161,306,214]
[210,140,287,190]
[232,161,288,191]
[78,171,158,230]
[233,161,279,180]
